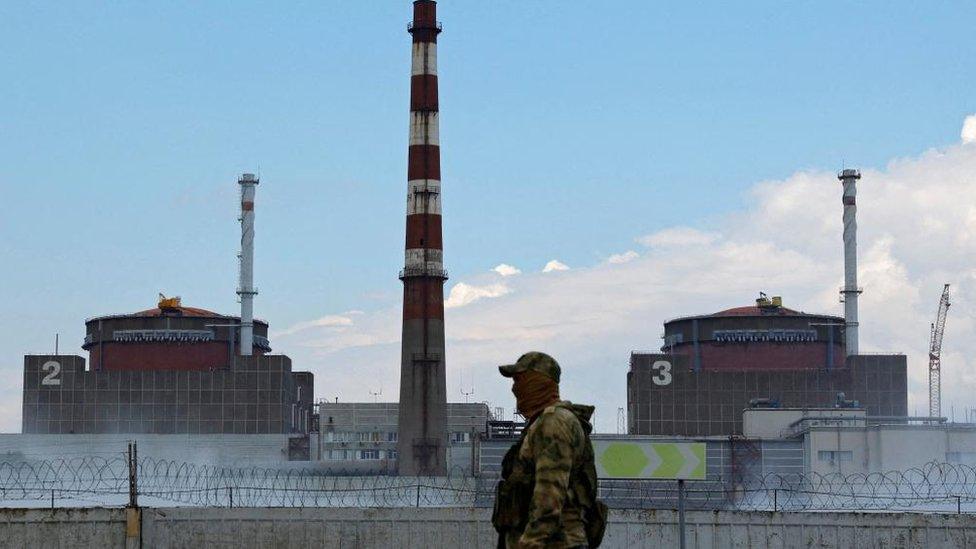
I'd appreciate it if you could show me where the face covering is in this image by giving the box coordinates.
[512,370,560,420]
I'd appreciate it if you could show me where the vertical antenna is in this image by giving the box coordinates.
[460,369,474,403]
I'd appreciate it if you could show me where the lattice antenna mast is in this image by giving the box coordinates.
[928,284,951,418]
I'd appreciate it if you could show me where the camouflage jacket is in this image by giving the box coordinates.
[492,401,596,549]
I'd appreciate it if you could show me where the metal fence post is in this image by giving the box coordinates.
[228,486,234,508]
[416,483,421,507]
[773,489,778,512]
[677,479,686,549]
[957,495,962,515]
[127,441,138,508]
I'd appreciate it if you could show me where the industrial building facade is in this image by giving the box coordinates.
[662,297,847,371]
[22,298,314,437]
[82,302,271,372]
[22,354,314,435]
[628,352,907,436]
[314,402,489,473]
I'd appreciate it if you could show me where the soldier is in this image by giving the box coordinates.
[491,352,607,549]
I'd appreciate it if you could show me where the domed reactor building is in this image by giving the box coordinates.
[22,174,314,440]
[627,294,907,436]
[23,296,313,436]
[83,298,272,372]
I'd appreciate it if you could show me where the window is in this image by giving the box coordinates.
[359,432,372,442]
[387,449,398,460]
[360,449,380,460]
[451,431,470,443]
[327,431,354,442]
[387,432,398,442]
[817,450,853,462]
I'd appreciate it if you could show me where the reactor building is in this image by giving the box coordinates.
[627,295,907,436]
[22,174,315,437]
[628,170,908,437]
[82,297,271,372]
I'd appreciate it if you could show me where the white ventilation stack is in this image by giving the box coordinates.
[838,169,861,357]
[238,173,259,356]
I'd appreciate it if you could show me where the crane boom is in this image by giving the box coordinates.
[928,284,951,418]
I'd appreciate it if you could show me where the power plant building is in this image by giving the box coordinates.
[83,300,271,372]
[22,299,314,436]
[662,295,846,371]
[628,296,908,436]
[314,402,490,474]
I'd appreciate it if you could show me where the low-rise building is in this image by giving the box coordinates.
[742,407,976,475]
[313,402,491,474]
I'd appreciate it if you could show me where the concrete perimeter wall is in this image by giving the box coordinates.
[2,507,975,548]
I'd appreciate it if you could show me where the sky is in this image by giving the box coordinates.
[1,2,975,433]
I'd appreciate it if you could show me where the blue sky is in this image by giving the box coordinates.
[2,2,975,431]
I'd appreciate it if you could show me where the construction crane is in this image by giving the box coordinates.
[928,284,951,418]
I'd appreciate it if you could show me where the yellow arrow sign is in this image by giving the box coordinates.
[593,441,706,480]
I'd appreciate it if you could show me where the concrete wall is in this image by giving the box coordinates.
[0,508,128,548]
[0,433,295,465]
[2,507,974,548]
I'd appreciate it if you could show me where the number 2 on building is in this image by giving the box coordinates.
[41,361,62,386]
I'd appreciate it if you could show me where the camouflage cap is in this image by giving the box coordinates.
[498,351,561,383]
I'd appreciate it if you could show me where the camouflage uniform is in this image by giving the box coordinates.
[493,352,604,549]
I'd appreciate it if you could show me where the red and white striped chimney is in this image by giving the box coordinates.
[396,0,448,476]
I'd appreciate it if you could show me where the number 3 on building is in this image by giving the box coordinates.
[651,360,672,386]
[41,361,62,386]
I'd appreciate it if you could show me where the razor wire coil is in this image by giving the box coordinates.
[2,456,975,512]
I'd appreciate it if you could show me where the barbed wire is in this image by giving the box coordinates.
[2,455,976,512]
[592,461,976,512]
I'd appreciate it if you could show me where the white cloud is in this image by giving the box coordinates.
[492,263,522,277]
[542,260,570,273]
[445,282,512,309]
[962,114,976,144]
[607,250,639,264]
[259,124,976,431]
[638,227,719,248]
[273,313,356,337]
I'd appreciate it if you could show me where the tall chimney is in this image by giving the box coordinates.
[397,0,448,476]
[838,169,861,357]
[238,173,259,356]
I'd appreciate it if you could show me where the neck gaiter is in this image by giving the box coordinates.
[513,370,560,420]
